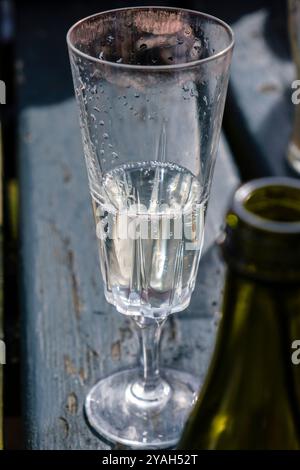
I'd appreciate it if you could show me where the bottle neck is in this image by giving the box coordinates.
[179,178,300,449]
[222,178,300,283]
[220,270,300,360]
[179,269,300,449]
[214,271,300,444]
[219,178,300,440]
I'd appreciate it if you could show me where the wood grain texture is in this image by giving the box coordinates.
[17,1,240,449]
[19,100,238,449]
[225,5,296,178]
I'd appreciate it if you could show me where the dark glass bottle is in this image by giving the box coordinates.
[179,177,300,450]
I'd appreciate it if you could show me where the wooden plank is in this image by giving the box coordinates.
[17,2,240,449]
[19,107,238,450]
[225,4,297,178]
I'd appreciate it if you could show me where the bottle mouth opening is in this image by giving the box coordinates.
[232,177,300,234]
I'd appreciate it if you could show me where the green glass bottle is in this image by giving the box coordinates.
[179,177,300,450]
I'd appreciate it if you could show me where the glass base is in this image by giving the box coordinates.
[85,368,199,449]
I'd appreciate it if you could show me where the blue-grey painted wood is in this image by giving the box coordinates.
[19,103,238,449]
[226,5,297,178]
[17,1,240,449]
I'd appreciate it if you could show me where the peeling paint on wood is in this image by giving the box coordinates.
[58,417,69,440]
[111,341,121,361]
[64,355,77,376]
[66,393,78,415]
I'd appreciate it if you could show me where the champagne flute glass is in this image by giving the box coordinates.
[67,6,233,449]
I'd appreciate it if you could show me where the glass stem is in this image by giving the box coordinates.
[131,315,169,402]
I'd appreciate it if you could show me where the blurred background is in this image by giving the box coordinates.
[0,0,296,449]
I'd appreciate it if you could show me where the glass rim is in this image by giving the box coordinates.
[66,6,235,71]
[233,177,300,234]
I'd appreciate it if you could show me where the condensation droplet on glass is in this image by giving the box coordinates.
[99,51,105,60]
[139,43,147,50]
[112,152,118,160]
[182,83,189,92]
[108,143,113,148]
[203,96,208,105]
[100,120,104,126]
[193,39,202,52]
[134,92,140,98]
[116,58,123,63]
[100,149,105,155]
[93,106,100,112]
[107,35,114,44]
[103,133,109,139]
[91,114,96,122]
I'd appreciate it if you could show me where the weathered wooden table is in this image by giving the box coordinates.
[224,1,295,178]
[19,0,296,450]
